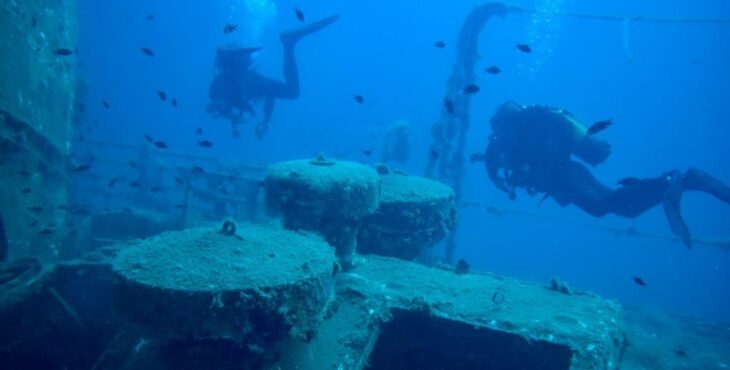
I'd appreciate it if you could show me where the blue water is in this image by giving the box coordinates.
[77,0,730,322]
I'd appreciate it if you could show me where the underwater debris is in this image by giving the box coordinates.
[353,95,364,104]
[443,97,454,114]
[434,41,446,48]
[455,259,470,275]
[310,153,335,166]
[485,65,501,74]
[0,257,41,285]
[223,24,238,34]
[294,8,305,22]
[462,84,480,94]
[140,47,154,56]
[48,287,85,328]
[587,119,613,135]
[53,48,73,56]
[549,277,573,295]
[491,290,506,305]
[516,43,532,53]
[375,163,390,175]
[220,220,237,236]
[633,276,647,287]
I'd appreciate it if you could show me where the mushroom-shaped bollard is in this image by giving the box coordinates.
[357,171,457,260]
[264,156,380,268]
[112,222,336,353]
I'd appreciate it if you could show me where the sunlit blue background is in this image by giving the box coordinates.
[77,0,730,321]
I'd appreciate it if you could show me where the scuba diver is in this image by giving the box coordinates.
[473,101,730,247]
[206,15,339,138]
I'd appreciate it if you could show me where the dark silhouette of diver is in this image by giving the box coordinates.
[473,101,730,247]
[207,15,339,138]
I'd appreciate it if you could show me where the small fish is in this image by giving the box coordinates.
[617,177,640,186]
[140,47,154,56]
[73,164,92,172]
[434,41,446,49]
[27,206,43,214]
[18,170,32,177]
[195,127,203,135]
[102,100,110,109]
[144,134,154,143]
[128,181,141,188]
[171,98,177,107]
[174,204,188,210]
[429,149,439,160]
[191,165,205,175]
[53,48,74,56]
[587,119,613,135]
[28,220,39,228]
[21,187,32,195]
[128,160,138,168]
[150,186,163,193]
[674,349,688,358]
[485,66,501,74]
[633,276,647,287]
[154,141,168,149]
[362,149,372,157]
[463,84,480,94]
[443,98,454,114]
[38,228,55,237]
[157,90,167,101]
[223,24,238,34]
[516,43,532,53]
[198,140,213,148]
[108,177,118,188]
[294,8,304,22]
[174,177,185,185]
[353,95,364,104]
[145,13,155,21]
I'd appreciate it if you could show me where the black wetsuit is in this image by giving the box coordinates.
[484,103,730,246]
[207,15,338,138]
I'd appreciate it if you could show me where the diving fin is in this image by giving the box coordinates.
[662,172,692,248]
[683,167,730,204]
[280,14,340,45]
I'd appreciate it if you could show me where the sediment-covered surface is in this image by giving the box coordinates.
[271,255,625,370]
[358,173,457,259]
[113,224,337,345]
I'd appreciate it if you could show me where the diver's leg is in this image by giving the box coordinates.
[561,161,673,218]
[275,15,340,99]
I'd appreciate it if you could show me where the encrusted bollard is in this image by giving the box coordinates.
[264,155,380,269]
[357,171,457,260]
